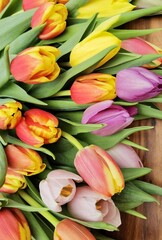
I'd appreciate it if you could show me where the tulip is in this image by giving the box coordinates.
[57,0,68,3]
[54,219,96,240]
[70,16,121,68]
[10,46,60,84]
[70,73,116,104]
[0,0,10,12]
[76,0,135,19]
[107,143,143,168]
[0,168,26,194]
[15,109,61,148]
[82,100,137,136]
[0,101,22,130]
[122,37,162,68]
[68,186,121,227]
[74,145,124,197]
[22,0,57,11]
[39,169,83,212]
[5,144,46,176]
[31,2,68,40]
[116,66,162,102]
[0,208,31,240]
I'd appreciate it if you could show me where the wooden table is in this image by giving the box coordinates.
[108,15,162,240]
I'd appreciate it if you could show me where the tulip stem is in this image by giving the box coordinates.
[18,190,59,227]
[53,90,71,97]
[61,131,83,150]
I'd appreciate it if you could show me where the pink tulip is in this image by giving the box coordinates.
[22,0,57,11]
[68,186,121,227]
[74,145,124,197]
[107,143,143,168]
[39,169,83,212]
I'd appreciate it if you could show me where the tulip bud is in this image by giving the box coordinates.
[70,73,116,104]
[122,37,162,68]
[0,0,10,12]
[22,0,57,11]
[15,109,61,148]
[0,168,26,194]
[107,143,143,168]
[31,2,68,40]
[39,169,83,212]
[68,186,121,227]
[74,145,124,197]
[82,100,137,136]
[10,46,60,84]
[76,0,135,19]
[0,208,31,240]
[54,219,96,240]
[5,144,46,176]
[116,66,162,102]
[0,101,22,130]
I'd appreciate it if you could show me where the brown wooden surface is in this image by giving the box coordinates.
[108,16,162,240]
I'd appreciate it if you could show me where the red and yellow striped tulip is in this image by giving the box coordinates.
[16,109,61,148]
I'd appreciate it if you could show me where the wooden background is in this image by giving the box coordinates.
[108,15,162,240]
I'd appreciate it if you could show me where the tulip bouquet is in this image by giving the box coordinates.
[1,0,162,239]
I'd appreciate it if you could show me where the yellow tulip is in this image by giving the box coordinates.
[77,0,135,19]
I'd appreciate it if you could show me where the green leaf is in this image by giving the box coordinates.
[121,139,148,151]
[0,9,35,51]
[78,126,153,149]
[0,46,10,88]
[0,82,47,105]
[137,103,162,119]
[114,100,138,106]
[121,167,152,181]
[66,0,88,16]
[29,46,117,98]
[142,94,162,103]
[133,180,162,196]
[0,0,23,18]
[0,143,7,187]
[124,209,146,219]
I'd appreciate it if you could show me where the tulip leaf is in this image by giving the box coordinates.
[66,0,88,16]
[0,143,7,187]
[124,209,147,219]
[0,46,10,88]
[115,100,138,106]
[0,0,22,18]
[121,139,148,151]
[0,82,47,105]
[142,94,162,103]
[137,103,162,119]
[29,46,117,98]
[9,25,45,54]
[0,9,35,51]
[133,180,162,196]
[121,167,152,181]
[77,126,153,149]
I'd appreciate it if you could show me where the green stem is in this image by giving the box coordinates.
[54,90,71,97]
[18,190,59,227]
[61,131,83,150]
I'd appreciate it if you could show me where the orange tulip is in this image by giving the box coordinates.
[10,46,60,84]
[31,2,68,40]
[22,0,57,10]
[0,0,10,12]
[16,109,61,148]
[5,144,46,176]
[74,145,124,197]
[0,208,31,240]
[0,101,22,130]
[54,219,96,240]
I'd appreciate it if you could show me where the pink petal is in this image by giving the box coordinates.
[47,169,83,182]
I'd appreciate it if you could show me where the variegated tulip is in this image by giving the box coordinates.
[15,109,61,148]
[0,208,31,240]
[54,219,96,240]
[107,143,143,168]
[22,0,57,10]
[70,73,116,104]
[74,145,124,197]
[0,0,10,12]
[31,2,68,40]
[5,144,46,176]
[10,46,60,84]
[0,101,22,130]
[82,100,137,136]
[122,37,162,68]
[0,168,26,194]
[76,0,135,18]
[68,186,121,227]
[39,169,83,212]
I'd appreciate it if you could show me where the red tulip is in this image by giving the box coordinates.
[22,0,57,11]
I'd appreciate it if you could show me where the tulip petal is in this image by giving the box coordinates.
[48,169,83,182]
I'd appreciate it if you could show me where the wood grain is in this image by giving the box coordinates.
[107,16,162,240]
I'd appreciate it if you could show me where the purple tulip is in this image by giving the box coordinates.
[116,66,162,102]
[82,100,137,136]
[107,143,143,168]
